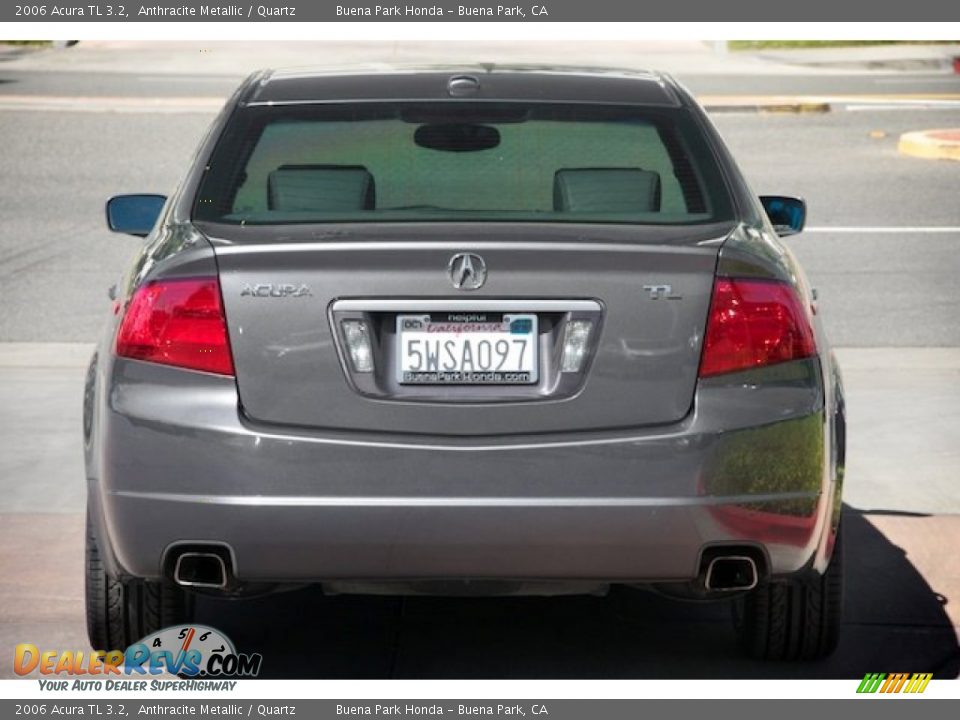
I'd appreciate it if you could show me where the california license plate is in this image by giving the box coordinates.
[397,313,538,385]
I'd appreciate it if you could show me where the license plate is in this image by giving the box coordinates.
[396,313,538,385]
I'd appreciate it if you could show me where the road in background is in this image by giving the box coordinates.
[3,41,959,344]
[3,105,959,344]
[1,41,958,679]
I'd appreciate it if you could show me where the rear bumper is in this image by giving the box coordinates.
[91,358,833,585]
[101,492,821,584]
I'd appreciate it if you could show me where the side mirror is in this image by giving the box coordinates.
[760,195,806,237]
[105,194,167,237]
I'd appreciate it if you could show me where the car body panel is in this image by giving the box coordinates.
[213,232,721,434]
[245,66,682,107]
[92,355,827,583]
[85,65,844,594]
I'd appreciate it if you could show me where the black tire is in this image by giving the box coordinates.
[734,524,843,661]
[85,514,193,649]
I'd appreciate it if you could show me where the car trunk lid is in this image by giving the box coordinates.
[208,222,727,436]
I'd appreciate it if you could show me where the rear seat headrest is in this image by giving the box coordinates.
[268,165,375,212]
[553,168,662,213]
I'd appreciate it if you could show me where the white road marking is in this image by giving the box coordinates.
[805,227,960,234]
[845,102,960,111]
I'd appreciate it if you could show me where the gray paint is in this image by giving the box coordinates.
[215,236,717,433]
[96,356,826,582]
[86,67,843,593]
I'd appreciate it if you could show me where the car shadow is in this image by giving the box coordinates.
[192,505,959,679]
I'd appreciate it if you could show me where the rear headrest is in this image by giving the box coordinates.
[268,165,375,212]
[553,168,662,213]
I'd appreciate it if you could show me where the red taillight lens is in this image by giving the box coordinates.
[699,277,816,378]
[116,277,234,376]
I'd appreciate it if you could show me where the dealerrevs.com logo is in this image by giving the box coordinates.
[15,625,262,685]
[856,673,933,694]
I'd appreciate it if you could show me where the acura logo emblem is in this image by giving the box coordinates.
[447,253,487,291]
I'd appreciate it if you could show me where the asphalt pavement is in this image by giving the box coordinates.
[0,41,958,679]
[3,102,959,344]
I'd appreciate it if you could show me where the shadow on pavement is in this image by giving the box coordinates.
[192,505,959,679]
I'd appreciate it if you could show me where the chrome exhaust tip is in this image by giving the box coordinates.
[704,555,758,592]
[173,551,229,589]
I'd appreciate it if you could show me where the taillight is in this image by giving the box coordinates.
[116,277,234,376]
[699,277,816,378]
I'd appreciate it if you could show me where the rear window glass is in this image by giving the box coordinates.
[193,102,733,226]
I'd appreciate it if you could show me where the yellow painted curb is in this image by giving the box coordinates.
[898,129,960,161]
[698,95,832,113]
[759,102,831,114]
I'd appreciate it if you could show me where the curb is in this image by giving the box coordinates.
[703,101,831,114]
[749,46,960,74]
[698,96,832,114]
[0,95,224,114]
[898,129,960,161]
[769,58,952,73]
[0,46,39,61]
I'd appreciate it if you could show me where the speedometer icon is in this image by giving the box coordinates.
[125,625,236,677]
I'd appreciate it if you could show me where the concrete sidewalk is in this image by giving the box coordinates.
[753,43,960,73]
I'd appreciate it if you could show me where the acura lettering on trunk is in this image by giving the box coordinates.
[240,282,313,297]
[86,65,845,662]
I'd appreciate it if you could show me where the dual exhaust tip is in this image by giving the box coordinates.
[172,550,231,589]
[170,548,760,594]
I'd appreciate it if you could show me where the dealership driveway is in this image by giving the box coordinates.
[1,41,959,678]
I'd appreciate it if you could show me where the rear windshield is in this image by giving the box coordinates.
[193,102,734,226]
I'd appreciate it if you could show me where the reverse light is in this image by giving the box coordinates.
[115,277,234,376]
[560,319,593,373]
[699,277,816,378]
[341,320,374,373]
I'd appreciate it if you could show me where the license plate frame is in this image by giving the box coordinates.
[396,312,539,385]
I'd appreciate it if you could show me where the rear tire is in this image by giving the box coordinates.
[85,513,193,649]
[734,524,843,661]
